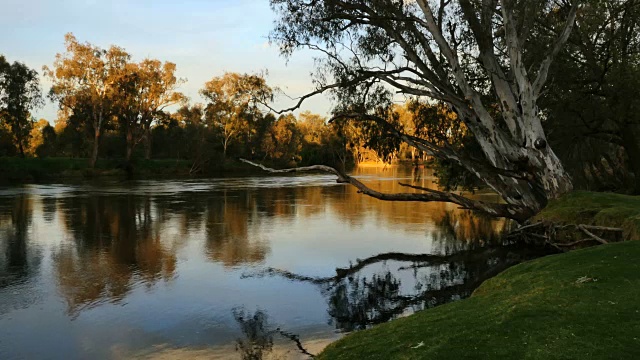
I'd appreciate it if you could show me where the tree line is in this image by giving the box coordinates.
[1,0,639,213]
[0,33,446,173]
[1,33,395,173]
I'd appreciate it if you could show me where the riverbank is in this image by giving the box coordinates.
[319,240,640,359]
[318,190,640,359]
[534,190,640,240]
[0,157,262,183]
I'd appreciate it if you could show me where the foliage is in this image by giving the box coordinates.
[268,0,582,220]
[0,55,44,156]
[261,113,302,164]
[0,156,194,183]
[200,72,273,157]
[320,240,640,359]
[44,33,130,168]
[116,58,186,161]
[537,0,640,193]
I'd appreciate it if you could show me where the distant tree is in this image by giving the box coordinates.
[27,119,51,156]
[200,72,273,158]
[0,55,44,157]
[261,113,302,163]
[36,122,58,158]
[55,109,91,158]
[44,33,130,168]
[298,111,327,145]
[250,112,277,159]
[116,59,186,162]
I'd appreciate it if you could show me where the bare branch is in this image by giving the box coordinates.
[577,224,609,245]
[533,2,580,98]
[239,158,529,221]
[262,74,370,114]
[553,238,604,248]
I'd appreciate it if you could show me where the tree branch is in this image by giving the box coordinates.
[533,2,580,98]
[239,158,529,221]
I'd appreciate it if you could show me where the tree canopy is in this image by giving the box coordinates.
[0,55,44,157]
[265,0,581,221]
[44,33,130,168]
[4,4,640,221]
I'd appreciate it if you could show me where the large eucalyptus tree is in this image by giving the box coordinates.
[117,59,186,162]
[45,33,130,168]
[253,0,581,222]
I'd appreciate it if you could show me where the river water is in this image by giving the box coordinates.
[0,166,543,359]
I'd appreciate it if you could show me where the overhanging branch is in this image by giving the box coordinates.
[239,158,530,221]
[533,2,579,98]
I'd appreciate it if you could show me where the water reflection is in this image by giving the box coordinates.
[232,307,320,359]
[246,241,547,333]
[53,194,177,316]
[324,244,546,332]
[0,167,535,359]
[0,194,39,289]
[431,210,512,254]
[205,192,270,266]
[234,308,275,360]
[239,206,534,337]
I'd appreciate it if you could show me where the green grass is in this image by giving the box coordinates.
[319,241,640,359]
[534,191,640,240]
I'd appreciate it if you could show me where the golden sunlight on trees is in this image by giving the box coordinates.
[261,113,302,164]
[44,33,130,168]
[27,119,51,156]
[116,59,186,163]
[200,72,273,158]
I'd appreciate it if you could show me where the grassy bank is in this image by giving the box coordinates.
[0,157,261,183]
[534,191,640,240]
[319,240,640,359]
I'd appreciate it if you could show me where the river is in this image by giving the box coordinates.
[0,166,544,359]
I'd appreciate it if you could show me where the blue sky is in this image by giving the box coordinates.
[0,0,331,121]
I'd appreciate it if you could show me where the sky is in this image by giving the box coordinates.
[0,0,332,122]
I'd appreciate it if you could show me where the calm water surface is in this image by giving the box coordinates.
[0,166,542,359]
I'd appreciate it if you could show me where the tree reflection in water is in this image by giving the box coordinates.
[232,307,317,359]
[233,308,274,360]
[0,194,40,289]
[245,210,550,333]
[53,194,177,317]
[0,194,34,287]
[0,194,44,317]
[0,172,551,358]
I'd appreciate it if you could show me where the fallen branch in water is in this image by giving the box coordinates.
[241,245,542,285]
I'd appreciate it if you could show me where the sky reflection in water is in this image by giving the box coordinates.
[0,166,539,359]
